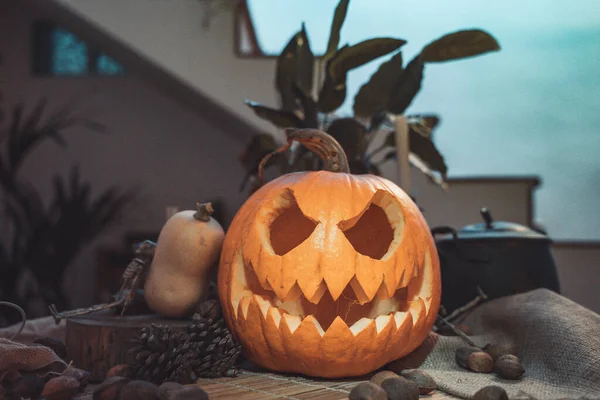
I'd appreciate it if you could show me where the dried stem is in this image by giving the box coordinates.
[194,202,214,222]
[258,128,350,184]
[436,314,479,348]
[446,287,488,322]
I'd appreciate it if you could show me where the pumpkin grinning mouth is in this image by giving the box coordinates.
[230,250,434,336]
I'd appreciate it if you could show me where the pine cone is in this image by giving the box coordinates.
[128,318,242,385]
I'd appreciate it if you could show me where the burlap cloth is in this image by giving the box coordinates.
[414,288,600,399]
[1,289,598,399]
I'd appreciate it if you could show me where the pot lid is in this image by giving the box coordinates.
[436,208,549,241]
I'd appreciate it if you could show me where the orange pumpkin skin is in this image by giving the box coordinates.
[218,169,441,378]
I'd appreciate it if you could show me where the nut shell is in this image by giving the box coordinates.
[381,376,420,400]
[494,354,525,380]
[41,375,80,400]
[455,346,494,373]
[471,385,509,400]
[400,369,436,394]
[118,380,160,400]
[107,364,133,379]
[93,376,130,400]
[483,342,517,360]
[370,370,400,386]
[349,382,388,400]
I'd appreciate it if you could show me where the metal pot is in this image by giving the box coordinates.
[431,208,561,314]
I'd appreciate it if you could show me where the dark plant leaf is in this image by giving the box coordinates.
[275,25,314,111]
[329,38,406,82]
[406,114,441,138]
[296,23,314,96]
[353,51,403,118]
[383,128,447,178]
[325,118,367,162]
[368,112,388,133]
[421,29,500,63]
[275,31,301,111]
[292,84,318,128]
[325,0,350,58]
[318,38,406,113]
[316,71,347,113]
[238,133,285,192]
[244,100,305,129]
[387,56,424,115]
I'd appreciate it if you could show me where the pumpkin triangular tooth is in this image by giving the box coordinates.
[375,280,392,300]
[302,315,325,337]
[349,317,374,336]
[324,316,350,336]
[237,296,251,320]
[384,271,397,298]
[408,298,425,325]
[349,277,372,304]
[400,263,413,287]
[304,280,327,304]
[246,250,268,288]
[252,295,272,318]
[323,271,354,302]
[375,315,392,334]
[268,307,282,328]
[266,273,298,302]
[282,314,302,334]
[393,311,410,329]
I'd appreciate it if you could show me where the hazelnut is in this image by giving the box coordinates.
[349,382,387,400]
[370,370,400,386]
[41,375,80,400]
[172,386,209,400]
[455,346,494,373]
[158,382,184,400]
[107,364,133,379]
[400,369,436,395]
[93,376,130,400]
[471,385,509,400]
[381,376,420,400]
[10,373,46,399]
[494,354,525,380]
[118,380,160,400]
[482,342,517,360]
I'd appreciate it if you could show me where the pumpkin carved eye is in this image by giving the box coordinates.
[338,190,404,260]
[268,188,318,255]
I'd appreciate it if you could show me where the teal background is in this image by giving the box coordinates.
[247,0,600,240]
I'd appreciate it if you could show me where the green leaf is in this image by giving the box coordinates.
[325,0,350,58]
[318,38,405,113]
[387,56,424,115]
[244,100,305,129]
[325,118,367,162]
[421,29,500,63]
[353,51,403,118]
[329,38,406,82]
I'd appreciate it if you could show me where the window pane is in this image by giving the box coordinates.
[51,28,88,75]
[246,0,600,240]
[96,53,125,76]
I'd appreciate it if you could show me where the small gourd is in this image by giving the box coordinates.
[144,202,224,318]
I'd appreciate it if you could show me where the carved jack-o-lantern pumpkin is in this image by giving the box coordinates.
[218,129,441,378]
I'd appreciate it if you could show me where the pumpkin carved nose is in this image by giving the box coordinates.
[339,203,394,260]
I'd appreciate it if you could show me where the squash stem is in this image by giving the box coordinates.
[258,128,350,184]
[194,202,214,222]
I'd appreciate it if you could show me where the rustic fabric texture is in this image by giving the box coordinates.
[417,289,600,400]
[0,315,66,344]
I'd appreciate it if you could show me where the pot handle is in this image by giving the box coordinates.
[431,226,491,264]
[431,226,458,240]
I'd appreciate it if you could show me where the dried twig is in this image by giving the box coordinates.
[445,286,488,322]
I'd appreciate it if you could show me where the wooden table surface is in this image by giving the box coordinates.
[76,370,460,400]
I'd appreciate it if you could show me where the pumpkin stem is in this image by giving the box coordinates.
[194,202,214,222]
[258,128,350,184]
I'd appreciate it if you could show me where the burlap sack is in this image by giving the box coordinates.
[416,289,600,400]
[0,337,66,372]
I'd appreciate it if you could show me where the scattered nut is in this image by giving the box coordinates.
[62,366,91,392]
[107,364,133,379]
[171,386,209,400]
[370,370,400,386]
[34,337,67,359]
[381,376,420,400]
[494,354,525,380]
[349,382,388,400]
[93,376,130,400]
[42,375,80,400]
[158,382,184,400]
[471,385,509,400]
[455,346,494,373]
[400,369,436,395]
[118,380,160,400]
[483,342,517,360]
